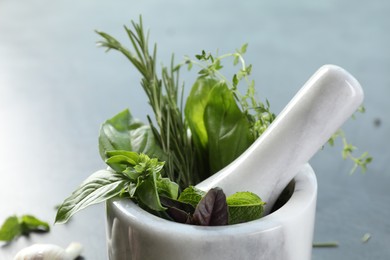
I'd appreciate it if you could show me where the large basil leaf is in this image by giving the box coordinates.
[55,169,128,224]
[99,109,165,161]
[185,77,219,151]
[185,78,220,180]
[204,82,253,173]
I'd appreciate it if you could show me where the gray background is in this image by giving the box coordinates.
[0,0,389,259]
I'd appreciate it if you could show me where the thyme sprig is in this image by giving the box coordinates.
[185,46,276,140]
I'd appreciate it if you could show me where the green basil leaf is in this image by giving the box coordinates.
[178,186,206,208]
[0,216,22,242]
[185,77,219,150]
[204,82,253,173]
[99,109,165,161]
[193,187,228,226]
[156,177,179,200]
[20,215,50,234]
[227,192,265,225]
[55,169,128,224]
[185,77,220,180]
[135,174,165,212]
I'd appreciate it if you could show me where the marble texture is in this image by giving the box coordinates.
[106,164,317,260]
[196,65,364,213]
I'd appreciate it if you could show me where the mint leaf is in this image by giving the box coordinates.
[20,215,50,234]
[0,216,21,242]
[227,192,265,224]
[55,169,128,224]
[178,186,206,208]
[0,215,50,243]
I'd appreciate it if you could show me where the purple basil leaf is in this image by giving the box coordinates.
[159,196,195,224]
[193,187,228,226]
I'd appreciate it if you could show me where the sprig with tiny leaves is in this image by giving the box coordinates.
[328,128,372,174]
[187,45,371,174]
[185,45,276,139]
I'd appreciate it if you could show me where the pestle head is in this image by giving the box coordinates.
[195,65,364,213]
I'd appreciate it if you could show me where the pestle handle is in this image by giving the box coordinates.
[195,65,364,213]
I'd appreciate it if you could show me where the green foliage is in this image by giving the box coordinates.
[162,187,265,225]
[0,215,50,242]
[203,82,253,173]
[55,151,178,224]
[96,17,196,188]
[99,109,166,162]
[178,186,206,208]
[226,192,265,225]
[328,129,372,174]
[56,16,372,227]
[55,169,128,224]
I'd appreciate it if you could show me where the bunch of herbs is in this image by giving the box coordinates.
[55,16,371,226]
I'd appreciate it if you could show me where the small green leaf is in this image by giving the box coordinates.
[240,43,248,54]
[135,175,165,211]
[227,192,265,225]
[0,215,50,243]
[99,109,165,162]
[233,55,239,66]
[157,177,179,200]
[232,74,239,88]
[178,186,206,208]
[20,215,50,234]
[0,216,21,242]
[55,169,128,224]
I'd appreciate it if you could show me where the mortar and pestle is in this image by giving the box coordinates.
[106,65,364,260]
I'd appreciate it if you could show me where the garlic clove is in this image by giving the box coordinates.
[14,242,83,260]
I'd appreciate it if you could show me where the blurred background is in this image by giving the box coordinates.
[0,0,388,259]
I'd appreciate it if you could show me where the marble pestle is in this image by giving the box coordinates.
[195,64,364,214]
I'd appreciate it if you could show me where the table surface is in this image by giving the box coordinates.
[1,0,389,259]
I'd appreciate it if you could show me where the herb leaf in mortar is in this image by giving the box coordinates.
[178,186,206,208]
[227,192,265,224]
[193,187,228,226]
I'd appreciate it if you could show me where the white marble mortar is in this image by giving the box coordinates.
[106,163,317,260]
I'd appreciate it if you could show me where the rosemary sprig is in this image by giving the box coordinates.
[96,17,197,188]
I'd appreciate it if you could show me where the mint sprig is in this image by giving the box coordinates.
[0,215,50,243]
